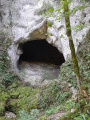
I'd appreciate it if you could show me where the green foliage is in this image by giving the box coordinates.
[0,31,12,87]
[46,32,52,37]
[58,30,90,119]
[0,52,8,74]
[0,41,11,87]
[56,92,71,103]
[77,30,90,89]
[60,59,77,88]
[73,24,85,32]
[43,0,88,17]
[42,0,88,35]
[18,109,39,120]
[45,108,55,115]
[0,32,6,43]
[7,84,39,114]
[37,81,72,109]
[46,9,54,13]
[39,115,46,120]
[74,113,90,120]
[0,102,5,116]
[64,99,78,111]
[0,31,11,49]
[2,72,19,87]
[45,106,61,115]
[70,5,88,15]
[63,109,90,120]
[0,89,9,115]
[47,21,53,27]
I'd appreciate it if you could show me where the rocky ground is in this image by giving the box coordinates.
[19,62,60,86]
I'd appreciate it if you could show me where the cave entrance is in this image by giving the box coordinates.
[18,39,65,86]
[18,39,65,66]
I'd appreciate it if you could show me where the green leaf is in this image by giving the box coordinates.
[46,9,54,13]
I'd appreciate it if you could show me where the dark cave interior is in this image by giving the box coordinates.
[18,39,65,66]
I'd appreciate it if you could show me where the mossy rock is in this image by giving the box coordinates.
[8,86,40,114]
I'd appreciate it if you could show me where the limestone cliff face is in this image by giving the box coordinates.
[0,0,90,72]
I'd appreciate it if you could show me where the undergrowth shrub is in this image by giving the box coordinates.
[0,52,8,74]
[37,81,72,109]
[2,72,19,87]
[45,105,61,115]
[59,30,90,120]
[18,109,39,120]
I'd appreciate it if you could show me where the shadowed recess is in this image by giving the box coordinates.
[18,39,65,66]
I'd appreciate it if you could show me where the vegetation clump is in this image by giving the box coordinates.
[37,81,72,109]
[0,90,9,116]
[7,83,40,114]
[59,30,90,119]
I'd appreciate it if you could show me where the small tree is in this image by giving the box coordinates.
[63,0,81,93]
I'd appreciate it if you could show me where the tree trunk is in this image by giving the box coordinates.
[63,0,81,93]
